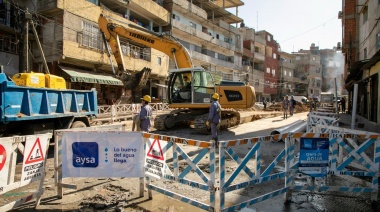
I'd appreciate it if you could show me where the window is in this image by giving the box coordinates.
[284,70,287,76]
[272,69,275,75]
[364,48,367,59]
[189,43,195,51]
[363,6,368,24]
[216,34,220,39]
[296,56,300,60]
[157,57,161,65]
[312,56,316,61]
[289,72,292,77]
[82,21,102,50]
[190,22,196,29]
[273,53,277,59]
[255,79,259,86]
[224,36,232,43]
[215,52,218,59]
[270,82,274,88]
[172,14,180,21]
[266,67,270,73]
[267,35,271,41]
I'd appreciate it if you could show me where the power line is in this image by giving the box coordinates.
[279,16,337,44]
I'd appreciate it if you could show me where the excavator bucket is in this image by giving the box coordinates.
[123,67,151,90]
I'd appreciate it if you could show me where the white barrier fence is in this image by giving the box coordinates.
[0,134,52,211]
[49,128,380,212]
[95,103,170,124]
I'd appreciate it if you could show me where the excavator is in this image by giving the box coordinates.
[98,14,256,134]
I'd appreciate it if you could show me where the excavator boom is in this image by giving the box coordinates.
[98,14,193,70]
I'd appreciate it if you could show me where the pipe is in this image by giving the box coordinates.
[270,120,305,135]
[289,122,307,133]
[270,120,306,142]
[351,84,358,129]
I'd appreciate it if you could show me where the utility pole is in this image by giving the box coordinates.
[25,9,50,74]
[24,8,29,72]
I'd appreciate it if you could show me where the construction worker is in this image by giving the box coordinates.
[139,95,153,132]
[206,93,221,147]
[282,95,290,119]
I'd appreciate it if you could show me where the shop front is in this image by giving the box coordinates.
[59,66,124,105]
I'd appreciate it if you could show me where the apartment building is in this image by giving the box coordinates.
[278,52,295,98]
[256,31,279,101]
[292,48,322,99]
[163,0,244,83]
[241,27,264,101]
[253,31,266,101]
[1,0,171,104]
[343,0,380,128]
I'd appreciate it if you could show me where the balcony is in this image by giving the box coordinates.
[101,0,170,25]
[190,50,235,69]
[173,0,208,20]
[37,0,61,14]
[254,52,265,61]
[172,20,235,52]
[279,60,295,69]
[243,48,253,58]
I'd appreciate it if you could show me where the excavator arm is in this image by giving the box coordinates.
[98,14,193,72]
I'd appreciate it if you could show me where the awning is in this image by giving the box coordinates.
[59,66,123,86]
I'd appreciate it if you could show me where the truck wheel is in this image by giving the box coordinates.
[71,121,87,128]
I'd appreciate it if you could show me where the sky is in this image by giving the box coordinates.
[228,0,343,53]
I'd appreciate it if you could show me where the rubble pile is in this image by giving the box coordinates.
[265,103,282,111]
[79,184,133,211]
[294,103,310,113]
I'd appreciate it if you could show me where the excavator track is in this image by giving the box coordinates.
[154,109,196,130]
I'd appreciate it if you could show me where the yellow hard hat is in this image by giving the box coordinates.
[212,93,219,100]
[141,95,151,102]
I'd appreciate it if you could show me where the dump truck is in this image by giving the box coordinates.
[0,68,97,136]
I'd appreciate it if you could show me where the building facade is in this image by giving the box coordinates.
[343,0,380,129]
[278,52,295,98]
[256,31,279,101]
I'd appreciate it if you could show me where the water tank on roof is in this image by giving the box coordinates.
[240,22,245,28]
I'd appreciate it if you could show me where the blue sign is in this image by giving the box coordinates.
[72,142,99,168]
[299,138,329,177]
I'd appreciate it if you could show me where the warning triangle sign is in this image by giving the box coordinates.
[147,139,164,160]
[25,138,45,164]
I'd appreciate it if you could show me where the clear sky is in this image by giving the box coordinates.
[228,0,342,53]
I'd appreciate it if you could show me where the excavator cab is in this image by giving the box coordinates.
[168,68,215,106]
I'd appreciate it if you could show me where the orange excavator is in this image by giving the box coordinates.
[98,14,256,133]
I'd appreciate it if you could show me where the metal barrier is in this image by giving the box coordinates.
[217,132,380,211]
[49,127,380,211]
[142,133,217,211]
[0,134,52,211]
[96,103,171,124]
[307,113,338,132]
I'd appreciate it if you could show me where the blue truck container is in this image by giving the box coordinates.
[0,73,98,136]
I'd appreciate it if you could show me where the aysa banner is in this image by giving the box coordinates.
[62,131,144,178]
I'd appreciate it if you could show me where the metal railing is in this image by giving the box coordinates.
[95,103,171,124]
